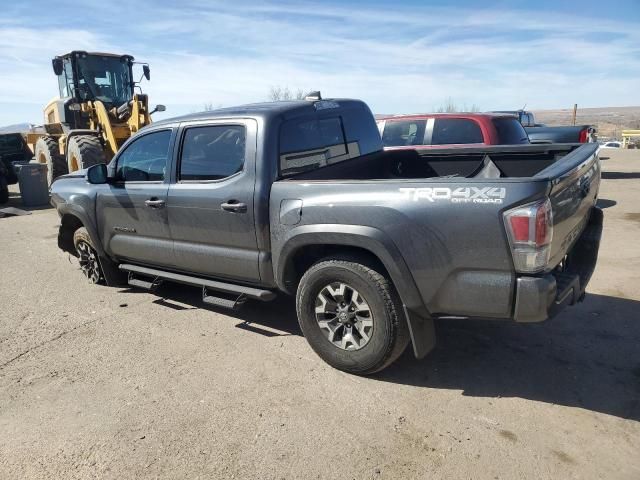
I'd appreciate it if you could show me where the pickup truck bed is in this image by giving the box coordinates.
[50,97,602,375]
[272,143,601,322]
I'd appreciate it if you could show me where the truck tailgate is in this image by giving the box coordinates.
[538,143,600,268]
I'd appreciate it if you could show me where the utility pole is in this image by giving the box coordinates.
[571,104,577,126]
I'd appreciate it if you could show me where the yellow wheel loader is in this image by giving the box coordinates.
[33,51,165,185]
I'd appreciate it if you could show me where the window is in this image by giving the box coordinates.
[179,125,246,181]
[492,118,529,144]
[75,56,132,106]
[340,106,383,155]
[431,118,484,145]
[279,116,348,177]
[116,130,172,181]
[382,120,427,147]
[519,113,533,127]
[57,60,75,99]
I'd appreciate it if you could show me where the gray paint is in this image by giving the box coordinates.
[50,99,601,333]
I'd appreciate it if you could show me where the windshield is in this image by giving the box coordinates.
[76,56,133,106]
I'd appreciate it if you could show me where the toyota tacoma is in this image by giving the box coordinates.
[50,94,603,375]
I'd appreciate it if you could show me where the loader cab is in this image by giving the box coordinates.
[52,51,138,109]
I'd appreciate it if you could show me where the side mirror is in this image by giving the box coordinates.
[150,104,166,115]
[52,58,63,76]
[87,163,108,184]
[143,65,150,81]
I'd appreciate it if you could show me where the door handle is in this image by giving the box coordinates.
[145,198,165,208]
[221,201,247,213]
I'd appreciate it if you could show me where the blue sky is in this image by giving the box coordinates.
[0,0,639,126]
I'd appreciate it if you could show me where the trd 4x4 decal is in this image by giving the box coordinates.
[399,187,506,204]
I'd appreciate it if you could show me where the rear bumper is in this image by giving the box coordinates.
[513,207,603,323]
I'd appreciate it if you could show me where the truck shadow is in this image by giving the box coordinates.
[135,284,640,421]
[125,283,302,336]
[379,293,640,422]
[601,172,640,180]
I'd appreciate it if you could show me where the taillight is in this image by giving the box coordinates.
[503,198,553,273]
[578,128,589,143]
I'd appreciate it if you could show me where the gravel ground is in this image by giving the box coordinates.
[0,148,639,479]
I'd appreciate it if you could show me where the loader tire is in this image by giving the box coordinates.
[67,135,107,173]
[34,136,67,186]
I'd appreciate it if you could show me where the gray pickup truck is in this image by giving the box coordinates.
[50,96,603,375]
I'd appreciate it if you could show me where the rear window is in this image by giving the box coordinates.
[492,117,530,144]
[432,118,484,145]
[382,120,427,147]
[279,106,382,177]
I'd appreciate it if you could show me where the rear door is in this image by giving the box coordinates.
[97,128,175,266]
[167,119,260,282]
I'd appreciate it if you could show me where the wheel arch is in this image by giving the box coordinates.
[57,205,104,257]
[275,224,428,318]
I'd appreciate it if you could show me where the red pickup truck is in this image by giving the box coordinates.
[377,113,530,149]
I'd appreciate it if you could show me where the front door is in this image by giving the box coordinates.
[167,120,260,282]
[97,128,175,267]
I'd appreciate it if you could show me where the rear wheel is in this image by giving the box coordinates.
[296,258,410,375]
[67,135,107,173]
[34,136,67,185]
[73,227,103,284]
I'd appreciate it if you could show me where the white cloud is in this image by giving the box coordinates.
[0,1,639,126]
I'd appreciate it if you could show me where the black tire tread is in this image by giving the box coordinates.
[72,226,93,249]
[35,136,67,184]
[68,135,107,171]
[73,227,104,284]
[297,258,410,375]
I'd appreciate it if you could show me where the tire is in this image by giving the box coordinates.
[67,135,107,173]
[34,136,68,185]
[73,227,103,284]
[296,258,410,375]
[0,175,8,204]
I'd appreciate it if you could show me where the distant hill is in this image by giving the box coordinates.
[0,123,34,134]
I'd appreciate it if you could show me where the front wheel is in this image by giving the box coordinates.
[296,258,410,375]
[73,227,103,284]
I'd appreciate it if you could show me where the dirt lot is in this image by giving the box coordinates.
[1,149,639,479]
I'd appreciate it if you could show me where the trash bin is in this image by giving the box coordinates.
[16,163,49,207]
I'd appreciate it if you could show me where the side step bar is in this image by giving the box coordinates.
[119,263,276,302]
[202,288,247,310]
[127,272,162,291]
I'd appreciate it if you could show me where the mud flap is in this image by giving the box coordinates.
[403,306,436,359]
[99,255,128,287]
